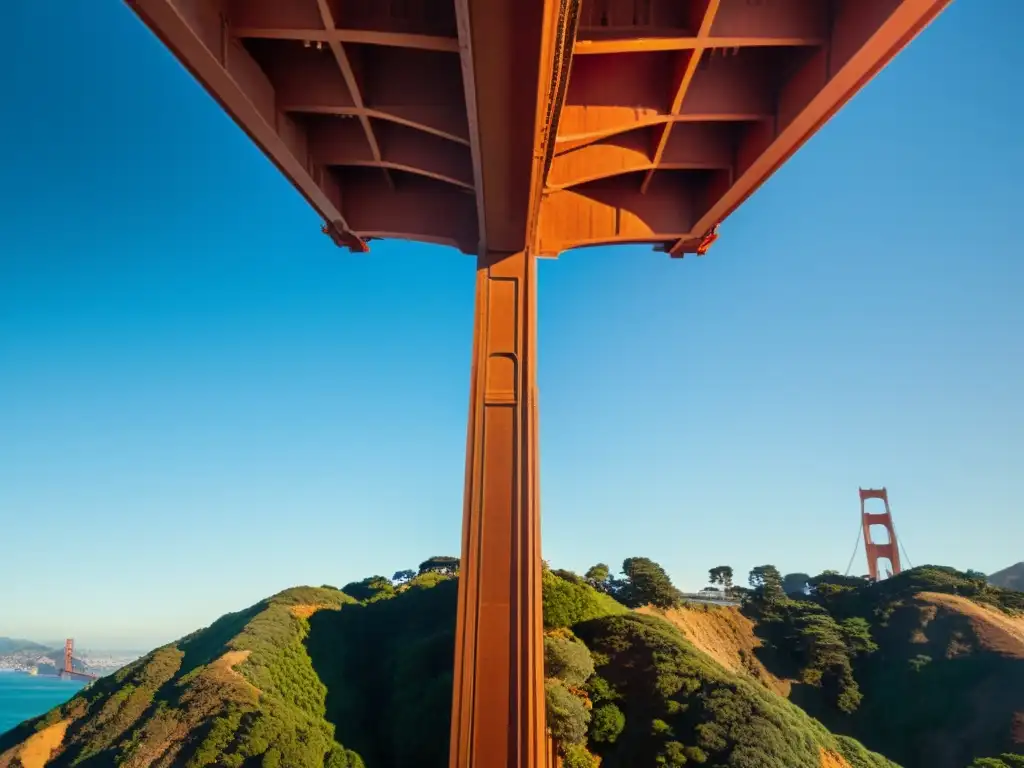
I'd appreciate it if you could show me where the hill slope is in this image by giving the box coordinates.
[0,640,51,656]
[0,586,363,768]
[733,566,1024,768]
[638,602,791,696]
[0,566,895,768]
[990,563,1024,591]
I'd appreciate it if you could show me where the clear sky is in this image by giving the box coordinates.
[1,1,1020,649]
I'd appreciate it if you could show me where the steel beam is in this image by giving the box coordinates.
[449,250,545,768]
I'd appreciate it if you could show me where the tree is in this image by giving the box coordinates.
[561,744,600,768]
[839,617,878,656]
[621,557,682,609]
[392,570,416,584]
[545,680,591,745]
[708,566,734,592]
[782,572,811,596]
[748,565,784,602]
[585,563,610,584]
[808,572,871,591]
[417,555,460,576]
[589,703,625,744]
[553,569,585,585]
[544,635,595,687]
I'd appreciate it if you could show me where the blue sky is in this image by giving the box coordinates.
[1,1,1020,649]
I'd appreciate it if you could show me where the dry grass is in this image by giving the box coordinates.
[639,603,790,696]
[212,650,258,692]
[290,604,332,619]
[13,719,70,768]
[819,747,853,768]
[918,592,1024,659]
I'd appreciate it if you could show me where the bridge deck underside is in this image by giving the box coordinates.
[125,0,948,258]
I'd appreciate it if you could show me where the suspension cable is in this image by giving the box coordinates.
[844,517,863,577]
[889,508,913,569]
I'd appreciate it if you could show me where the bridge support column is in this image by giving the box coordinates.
[449,250,546,768]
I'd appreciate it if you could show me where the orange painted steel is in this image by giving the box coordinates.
[451,250,545,767]
[118,1,954,764]
[859,488,903,582]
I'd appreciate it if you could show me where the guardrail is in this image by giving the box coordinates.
[679,593,742,606]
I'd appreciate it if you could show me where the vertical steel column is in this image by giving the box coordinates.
[449,250,546,768]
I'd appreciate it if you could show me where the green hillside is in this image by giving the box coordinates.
[1,559,1020,768]
[0,586,362,768]
[736,565,1024,768]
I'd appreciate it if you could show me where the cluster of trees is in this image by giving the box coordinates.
[698,562,1024,768]
[543,630,603,768]
[327,559,1024,768]
[341,556,461,602]
[702,564,877,602]
[577,611,899,768]
[539,568,898,768]
[698,564,881,715]
[392,556,460,584]
[575,557,683,610]
[536,567,898,768]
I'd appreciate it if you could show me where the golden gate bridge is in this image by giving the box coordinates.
[57,639,98,683]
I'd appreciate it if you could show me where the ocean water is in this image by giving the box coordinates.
[0,673,84,736]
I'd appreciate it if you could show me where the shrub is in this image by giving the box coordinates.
[573,613,897,768]
[542,569,627,630]
[589,703,625,744]
[544,635,595,687]
[545,680,591,745]
[562,742,601,768]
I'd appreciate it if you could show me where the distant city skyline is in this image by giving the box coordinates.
[1,1,1022,649]
[0,640,145,655]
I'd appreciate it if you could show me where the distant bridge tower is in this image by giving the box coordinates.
[64,638,74,674]
[58,638,97,682]
[859,488,902,581]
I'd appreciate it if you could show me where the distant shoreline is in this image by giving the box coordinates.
[0,671,77,681]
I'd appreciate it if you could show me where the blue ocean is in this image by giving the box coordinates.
[0,673,84,736]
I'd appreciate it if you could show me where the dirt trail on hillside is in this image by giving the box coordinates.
[212,650,258,692]
[639,603,790,695]
[918,592,1024,658]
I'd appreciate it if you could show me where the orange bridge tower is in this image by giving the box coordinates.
[63,638,74,675]
[859,488,902,581]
